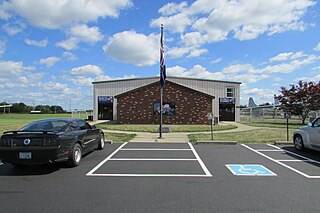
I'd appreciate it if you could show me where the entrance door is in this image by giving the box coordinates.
[98,96,113,120]
[219,98,235,122]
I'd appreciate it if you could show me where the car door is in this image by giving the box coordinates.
[77,120,96,151]
[309,118,320,146]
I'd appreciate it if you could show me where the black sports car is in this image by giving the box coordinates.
[0,118,105,167]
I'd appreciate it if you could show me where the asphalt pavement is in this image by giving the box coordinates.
[1,142,320,213]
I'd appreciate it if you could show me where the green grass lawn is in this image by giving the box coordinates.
[104,132,136,142]
[96,123,237,133]
[188,128,297,143]
[241,122,304,129]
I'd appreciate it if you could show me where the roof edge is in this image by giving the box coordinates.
[115,80,215,99]
[92,76,241,85]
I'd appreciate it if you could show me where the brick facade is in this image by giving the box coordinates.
[116,81,214,124]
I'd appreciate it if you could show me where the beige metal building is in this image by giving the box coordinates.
[92,76,241,123]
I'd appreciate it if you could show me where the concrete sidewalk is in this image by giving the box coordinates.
[101,122,260,143]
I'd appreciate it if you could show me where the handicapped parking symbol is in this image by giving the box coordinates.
[226,164,277,176]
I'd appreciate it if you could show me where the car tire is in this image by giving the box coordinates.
[67,143,82,167]
[97,134,105,150]
[294,135,304,151]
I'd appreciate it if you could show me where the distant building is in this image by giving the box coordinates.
[92,76,241,124]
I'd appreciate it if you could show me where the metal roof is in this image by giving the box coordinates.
[92,76,241,85]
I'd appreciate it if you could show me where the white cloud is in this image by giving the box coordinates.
[38,57,61,67]
[2,0,133,29]
[0,1,11,20]
[24,38,48,47]
[294,74,320,82]
[2,21,26,35]
[181,31,207,47]
[158,2,188,16]
[166,63,265,84]
[166,64,224,80]
[242,88,276,105]
[270,51,307,62]
[211,57,222,64]
[103,31,158,66]
[56,24,103,50]
[256,54,320,74]
[194,0,315,41]
[187,48,208,58]
[273,77,282,82]
[70,65,103,76]
[152,0,316,61]
[0,60,42,90]
[167,46,208,59]
[63,52,77,61]
[151,0,316,45]
[313,42,320,52]
[56,38,78,50]
[166,50,320,86]
[68,24,103,43]
[0,60,35,78]
[167,47,190,58]
[150,12,192,34]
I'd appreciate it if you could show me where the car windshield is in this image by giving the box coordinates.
[20,120,70,132]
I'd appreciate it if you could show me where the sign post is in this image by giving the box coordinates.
[208,113,213,140]
[284,111,291,141]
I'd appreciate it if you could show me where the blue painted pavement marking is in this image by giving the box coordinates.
[226,164,277,176]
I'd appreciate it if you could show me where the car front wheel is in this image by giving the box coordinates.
[67,143,82,167]
[294,135,304,151]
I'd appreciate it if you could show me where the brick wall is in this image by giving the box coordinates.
[116,81,213,124]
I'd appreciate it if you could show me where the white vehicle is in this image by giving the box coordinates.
[293,117,320,151]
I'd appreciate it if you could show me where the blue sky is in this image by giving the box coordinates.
[0,0,319,111]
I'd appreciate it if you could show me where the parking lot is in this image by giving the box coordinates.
[1,142,320,213]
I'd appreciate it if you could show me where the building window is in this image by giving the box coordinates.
[226,87,235,97]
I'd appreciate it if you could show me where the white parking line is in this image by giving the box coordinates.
[242,144,320,179]
[86,142,212,177]
[121,148,191,151]
[188,142,212,177]
[110,158,197,161]
[87,173,211,177]
[86,142,128,176]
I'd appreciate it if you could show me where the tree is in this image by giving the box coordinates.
[35,105,51,114]
[50,105,65,114]
[277,81,320,124]
[11,102,32,113]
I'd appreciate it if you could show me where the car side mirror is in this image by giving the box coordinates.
[308,122,313,127]
[91,125,96,129]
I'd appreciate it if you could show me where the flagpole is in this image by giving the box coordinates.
[159,24,164,139]
[160,85,163,138]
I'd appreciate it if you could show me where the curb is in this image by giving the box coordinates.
[196,141,237,145]
[274,141,292,145]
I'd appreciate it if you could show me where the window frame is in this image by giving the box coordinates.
[226,87,235,98]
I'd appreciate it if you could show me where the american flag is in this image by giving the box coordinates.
[160,24,166,88]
